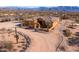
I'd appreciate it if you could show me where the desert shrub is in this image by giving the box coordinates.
[67,25,75,29]
[59,46,65,51]
[26,15,33,18]
[0,49,7,52]
[46,21,52,28]
[63,29,72,37]
[60,14,69,19]
[75,32,79,36]
[0,40,13,51]
[67,37,79,46]
[4,41,13,50]
[75,19,79,23]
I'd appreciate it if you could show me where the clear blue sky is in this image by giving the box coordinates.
[0,0,79,7]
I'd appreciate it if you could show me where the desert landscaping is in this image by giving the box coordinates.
[0,7,79,52]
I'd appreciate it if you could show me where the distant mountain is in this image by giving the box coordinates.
[33,6,79,12]
[0,6,79,12]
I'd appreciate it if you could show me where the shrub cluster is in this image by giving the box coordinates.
[63,29,72,37]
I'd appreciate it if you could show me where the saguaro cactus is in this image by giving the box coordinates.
[15,27,19,43]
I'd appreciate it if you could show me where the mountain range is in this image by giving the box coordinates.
[0,6,79,12]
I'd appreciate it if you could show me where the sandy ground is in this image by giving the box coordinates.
[17,28,60,52]
[3,21,79,52]
[0,26,27,51]
[0,22,62,52]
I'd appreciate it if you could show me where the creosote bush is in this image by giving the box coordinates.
[63,29,72,37]
[67,37,79,46]
[67,25,75,29]
[0,40,13,51]
[60,14,69,19]
[75,19,79,23]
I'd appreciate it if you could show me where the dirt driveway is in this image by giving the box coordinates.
[0,22,62,52]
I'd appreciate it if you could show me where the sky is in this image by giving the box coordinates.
[0,0,79,7]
